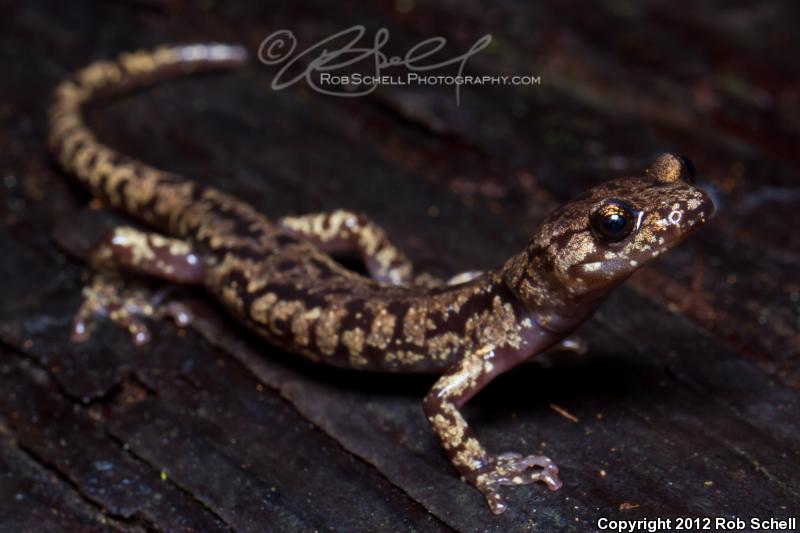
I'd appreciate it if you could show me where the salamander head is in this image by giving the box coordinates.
[535,153,715,295]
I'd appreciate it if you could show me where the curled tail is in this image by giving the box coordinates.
[48,44,248,234]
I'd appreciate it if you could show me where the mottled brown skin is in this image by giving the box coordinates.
[47,44,715,514]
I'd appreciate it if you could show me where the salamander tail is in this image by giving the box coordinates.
[48,44,248,232]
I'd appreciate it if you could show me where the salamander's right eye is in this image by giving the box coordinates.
[590,200,639,244]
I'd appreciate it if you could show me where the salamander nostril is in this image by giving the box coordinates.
[678,155,696,182]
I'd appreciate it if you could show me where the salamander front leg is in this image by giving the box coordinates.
[279,209,416,285]
[423,347,562,514]
[72,226,205,344]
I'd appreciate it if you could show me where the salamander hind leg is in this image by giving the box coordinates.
[71,226,205,345]
[423,346,562,514]
[279,209,417,285]
[88,226,205,284]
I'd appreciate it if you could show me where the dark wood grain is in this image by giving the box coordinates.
[0,0,797,531]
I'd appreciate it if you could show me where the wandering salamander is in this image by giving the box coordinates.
[47,43,714,514]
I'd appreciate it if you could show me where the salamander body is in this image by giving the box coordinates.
[48,44,714,513]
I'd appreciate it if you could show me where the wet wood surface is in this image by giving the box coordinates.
[0,1,798,531]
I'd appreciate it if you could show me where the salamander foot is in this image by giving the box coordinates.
[467,452,562,514]
[71,273,181,346]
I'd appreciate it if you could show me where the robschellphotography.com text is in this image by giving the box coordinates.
[318,72,541,88]
[256,25,543,104]
[597,516,796,532]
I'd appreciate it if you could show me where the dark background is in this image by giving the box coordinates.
[0,1,798,531]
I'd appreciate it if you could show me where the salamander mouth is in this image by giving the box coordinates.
[696,185,717,221]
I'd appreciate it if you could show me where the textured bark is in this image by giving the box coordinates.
[0,0,797,531]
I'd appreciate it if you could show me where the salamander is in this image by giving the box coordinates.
[47,43,715,514]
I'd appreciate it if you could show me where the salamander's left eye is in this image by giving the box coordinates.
[590,200,638,243]
[678,155,696,183]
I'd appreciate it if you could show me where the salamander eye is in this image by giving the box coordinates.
[590,200,638,243]
[678,155,696,183]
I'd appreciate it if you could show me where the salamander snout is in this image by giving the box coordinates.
[651,186,715,241]
[644,152,715,223]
